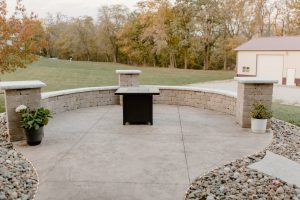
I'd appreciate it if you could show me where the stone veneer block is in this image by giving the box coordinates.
[235,77,277,128]
[116,70,142,104]
[0,81,46,142]
[41,87,120,114]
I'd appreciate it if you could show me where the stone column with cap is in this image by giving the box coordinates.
[116,70,142,87]
[116,70,142,104]
[235,77,277,128]
[0,81,46,142]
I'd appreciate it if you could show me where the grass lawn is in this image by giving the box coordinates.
[272,103,300,127]
[0,58,235,92]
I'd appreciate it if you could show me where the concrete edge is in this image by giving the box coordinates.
[41,85,237,100]
[115,70,142,74]
[41,86,119,99]
[0,81,46,90]
[143,85,237,98]
[234,77,278,84]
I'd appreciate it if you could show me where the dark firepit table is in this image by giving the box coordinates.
[115,87,160,125]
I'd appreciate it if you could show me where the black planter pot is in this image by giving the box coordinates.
[23,127,44,146]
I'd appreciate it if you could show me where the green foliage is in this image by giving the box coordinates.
[18,107,52,130]
[250,102,273,119]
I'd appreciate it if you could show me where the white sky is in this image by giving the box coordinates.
[7,0,141,18]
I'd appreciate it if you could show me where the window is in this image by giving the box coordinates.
[242,66,250,72]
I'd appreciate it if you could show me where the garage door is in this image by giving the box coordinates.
[257,55,283,84]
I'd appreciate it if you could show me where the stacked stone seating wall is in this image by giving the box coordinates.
[41,86,237,116]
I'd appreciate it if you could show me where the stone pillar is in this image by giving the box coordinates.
[235,77,277,128]
[116,70,142,104]
[0,81,46,142]
[116,70,142,87]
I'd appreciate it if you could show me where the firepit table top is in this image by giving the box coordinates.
[115,87,160,95]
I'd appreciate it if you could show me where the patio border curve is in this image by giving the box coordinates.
[40,85,237,116]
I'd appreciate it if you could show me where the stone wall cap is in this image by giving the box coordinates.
[234,77,278,84]
[0,80,46,90]
[42,86,119,99]
[143,85,237,98]
[116,70,142,74]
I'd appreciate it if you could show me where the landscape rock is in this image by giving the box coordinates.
[0,113,38,200]
[186,119,300,199]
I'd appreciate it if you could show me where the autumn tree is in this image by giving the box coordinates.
[97,5,129,63]
[0,0,46,73]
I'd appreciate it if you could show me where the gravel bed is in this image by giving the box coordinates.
[0,113,38,200]
[186,119,300,200]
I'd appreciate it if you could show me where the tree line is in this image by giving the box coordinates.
[2,0,300,73]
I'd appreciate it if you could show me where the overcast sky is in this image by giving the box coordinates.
[7,0,141,18]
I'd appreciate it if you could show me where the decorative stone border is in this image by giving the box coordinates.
[0,114,39,200]
[185,119,300,200]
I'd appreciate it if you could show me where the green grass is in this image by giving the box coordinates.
[0,96,4,113]
[0,57,235,92]
[272,103,300,127]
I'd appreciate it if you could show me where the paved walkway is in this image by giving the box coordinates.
[15,105,272,200]
[249,151,300,187]
[189,80,300,106]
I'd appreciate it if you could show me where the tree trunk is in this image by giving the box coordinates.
[169,54,176,68]
[223,53,227,70]
[184,50,188,69]
[203,45,209,70]
[169,54,173,68]
[113,47,118,63]
[174,54,177,68]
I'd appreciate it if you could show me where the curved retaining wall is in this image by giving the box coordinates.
[41,86,237,116]
[152,86,237,116]
[41,86,120,114]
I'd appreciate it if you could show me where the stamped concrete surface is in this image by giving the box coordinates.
[249,151,300,187]
[189,80,300,106]
[14,105,272,200]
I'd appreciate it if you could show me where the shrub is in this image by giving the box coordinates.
[16,105,52,130]
[250,102,273,119]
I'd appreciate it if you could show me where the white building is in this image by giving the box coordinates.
[235,36,300,86]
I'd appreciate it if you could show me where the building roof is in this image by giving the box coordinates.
[235,36,300,51]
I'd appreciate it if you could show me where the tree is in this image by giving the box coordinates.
[44,13,69,58]
[0,0,46,73]
[174,0,194,69]
[98,5,129,63]
[194,0,223,70]
[139,0,179,68]
[118,12,151,66]
[70,16,96,61]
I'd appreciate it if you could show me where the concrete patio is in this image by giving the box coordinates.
[14,105,272,200]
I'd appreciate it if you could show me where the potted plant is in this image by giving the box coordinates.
[250,102,272,134]
[16,105,52,146]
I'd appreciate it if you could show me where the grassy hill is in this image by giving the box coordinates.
[0,58,235,92]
